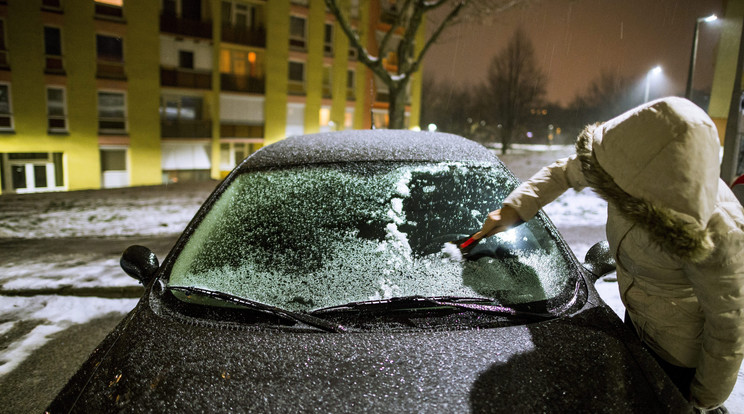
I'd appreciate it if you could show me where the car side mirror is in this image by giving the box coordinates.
[121,245,159,285]
[583,241,616,281]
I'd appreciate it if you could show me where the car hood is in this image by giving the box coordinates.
[49,294,690,413]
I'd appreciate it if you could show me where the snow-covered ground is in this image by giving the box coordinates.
[1,145,742,412]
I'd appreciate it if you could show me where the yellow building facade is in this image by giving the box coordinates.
[0,0,423,194]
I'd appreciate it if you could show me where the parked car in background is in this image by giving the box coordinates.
[47,130,690,413]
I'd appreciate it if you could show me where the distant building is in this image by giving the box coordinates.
[0,0,422,194]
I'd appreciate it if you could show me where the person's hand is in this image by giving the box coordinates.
[472,205,523,240]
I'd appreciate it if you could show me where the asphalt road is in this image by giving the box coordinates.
[0,235,178,414]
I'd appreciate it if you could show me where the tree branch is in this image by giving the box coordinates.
[324,0,390,81]
[408,0,468,75]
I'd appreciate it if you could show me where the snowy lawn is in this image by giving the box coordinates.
[1,145,742,412]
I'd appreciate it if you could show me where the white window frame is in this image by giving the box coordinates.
[323,23,333,55]
[43,25,64,73]
[46,86,68,133]
[0,82,13,131]
[97,90,127,135]
[289,15,306,50]
[288,60,305,95]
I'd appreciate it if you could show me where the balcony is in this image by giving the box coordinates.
[220,73,265,94]
[95,2,123,20]
[160,14,212,39]
[222,25,266,48]
[45,55,65,75]
[220,123,264,138]
[161,119,212,138]
[161,67,211,89]
[99,117,127,135]
[96,60,126,80]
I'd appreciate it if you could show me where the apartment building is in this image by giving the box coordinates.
[0,0,423,194]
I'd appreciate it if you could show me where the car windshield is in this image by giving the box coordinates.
[168,161,577,312]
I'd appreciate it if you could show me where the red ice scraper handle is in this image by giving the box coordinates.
[459,237,477,249]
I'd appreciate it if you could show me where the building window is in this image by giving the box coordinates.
[161,95,202,121]
[162,0,178,16]
[46,88,67,132]
[44,26,64,74]
[160,95,209,138]
[322,65,332,98]
[0,83,12,131]
[2,152,64,193]
[100,148,129,188]
[219,142,257,171]
[345,107,354,129]
[324,23,333,56]
[47,87,67,133]
[96,34,125,79]
[289,16,306,50]
[222,1,257,28]
[319,106,332,132]
[95,0,124,19]
[98,91,126,134]
[178,50,194,69]
[347,69,355,100]
[288,61,305,95]
[286,103,305,138]
[0,19,8,69]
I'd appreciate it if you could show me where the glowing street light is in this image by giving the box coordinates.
[644,65,662,103]
[685,14,718,100]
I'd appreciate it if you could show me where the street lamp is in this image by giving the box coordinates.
[644,65,662,103]
[685,14,718,100]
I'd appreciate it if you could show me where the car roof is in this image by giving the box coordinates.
[237,130,498,171]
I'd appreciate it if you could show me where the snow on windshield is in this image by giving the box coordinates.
[168,162,574,311]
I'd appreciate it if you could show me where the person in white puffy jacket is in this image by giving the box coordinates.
[474,97,744,412]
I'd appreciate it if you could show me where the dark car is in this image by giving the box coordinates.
[47,131,690,413]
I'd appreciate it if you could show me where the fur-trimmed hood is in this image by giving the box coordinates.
[575,97,721,262]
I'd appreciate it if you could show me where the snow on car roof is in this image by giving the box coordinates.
[238,130,497,171]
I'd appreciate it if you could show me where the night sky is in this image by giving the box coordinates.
[424,0,725,107]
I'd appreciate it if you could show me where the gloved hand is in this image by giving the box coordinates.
[472,205,523,240]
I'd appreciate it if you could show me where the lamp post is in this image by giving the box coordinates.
[685,14,718,100]
[644,65,662,103]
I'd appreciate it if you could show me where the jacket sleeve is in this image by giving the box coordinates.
[685,204,744,409]
[503,155,588,221]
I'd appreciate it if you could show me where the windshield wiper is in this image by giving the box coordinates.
[310,295,553,320]
[167,286,346,333]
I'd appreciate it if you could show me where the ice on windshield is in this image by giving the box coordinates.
[169,162,574,312]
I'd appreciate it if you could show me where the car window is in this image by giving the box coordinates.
[168,162,576,312]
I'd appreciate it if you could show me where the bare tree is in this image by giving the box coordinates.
[481,26,546,154]
[568,69,634,127]
[325,0,536,129]
[420,77,478,138]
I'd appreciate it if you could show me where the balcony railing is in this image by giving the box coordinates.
[97,61,126,80]
[220,123,264,138]
[99,117,127,135]
[160,67,212,89]
[95,3,123,20]
[45,55,65,75]
[220,73,265,94]
[161,119,212,138]
[48,116,67,133]
[221,25,266,48]
[160,14,212,39]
